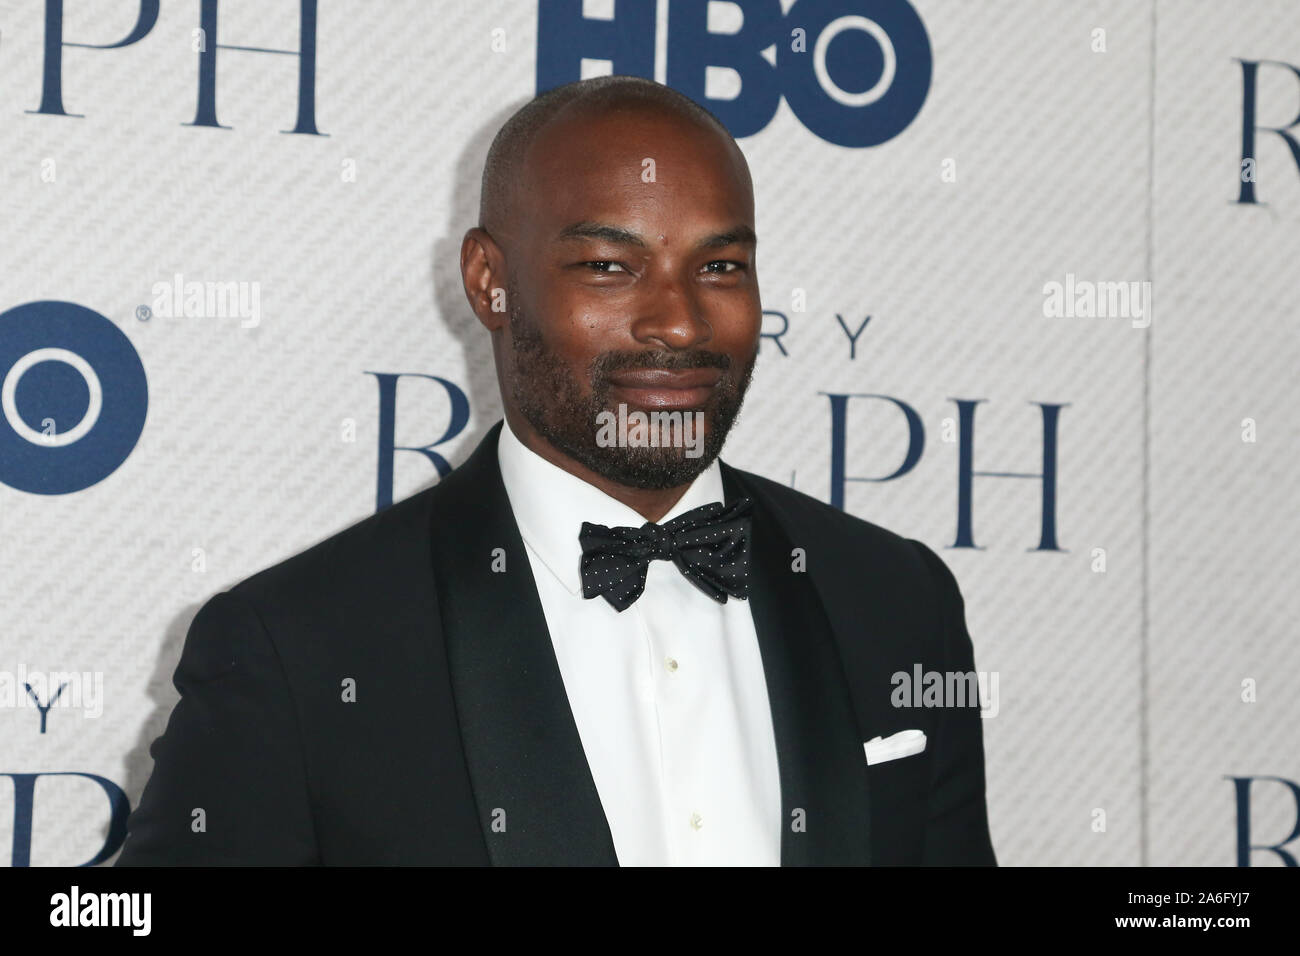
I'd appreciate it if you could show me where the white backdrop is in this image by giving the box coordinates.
[1,0,1297,866]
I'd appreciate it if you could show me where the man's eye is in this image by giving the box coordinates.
[583,261,626,272]
[704,261,745,273]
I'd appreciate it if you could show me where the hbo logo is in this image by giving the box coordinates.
[537,0,931,148]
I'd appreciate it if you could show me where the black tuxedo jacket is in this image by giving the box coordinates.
[116,420,996,866]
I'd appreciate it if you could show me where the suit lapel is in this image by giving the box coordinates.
[428,421,618,865]
[721,462,873,865]
[429,421,870,866]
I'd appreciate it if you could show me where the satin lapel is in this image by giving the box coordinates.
[721,462,872,865]
[428,421,618,866]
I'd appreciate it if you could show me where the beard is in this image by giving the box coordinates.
[506,281,757,490]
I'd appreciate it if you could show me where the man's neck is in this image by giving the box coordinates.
[504,411,691,523]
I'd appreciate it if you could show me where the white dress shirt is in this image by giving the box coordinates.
[496,417,782,866]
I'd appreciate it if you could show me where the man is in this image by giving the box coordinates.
[116,75,996,866]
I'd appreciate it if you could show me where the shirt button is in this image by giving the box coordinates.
[665,657,679,673]
[690,812,703,830]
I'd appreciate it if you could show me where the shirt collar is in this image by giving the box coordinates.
[496,416,726,596]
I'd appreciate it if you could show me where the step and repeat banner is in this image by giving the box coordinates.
[1,0,1297,867]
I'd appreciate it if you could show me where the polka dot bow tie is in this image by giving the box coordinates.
[578,498,754,612]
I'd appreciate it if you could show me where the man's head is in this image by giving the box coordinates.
[461,75,761,491]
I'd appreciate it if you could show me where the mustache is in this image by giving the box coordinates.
[589,349,732,378]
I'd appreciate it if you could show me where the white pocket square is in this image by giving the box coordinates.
[864,729,927,765]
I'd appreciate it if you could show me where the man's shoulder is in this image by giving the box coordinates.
[724,460,921,560]
[722,459,953,609]
[223,483,444,617]
[220,426,504,615]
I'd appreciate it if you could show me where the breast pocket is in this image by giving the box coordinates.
[866,743,931,864]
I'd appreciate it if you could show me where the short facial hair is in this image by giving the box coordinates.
[506,277,757,489]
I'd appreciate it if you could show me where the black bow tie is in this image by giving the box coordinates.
[578,498,754,612]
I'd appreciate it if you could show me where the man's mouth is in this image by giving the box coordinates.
[603,367,723,409]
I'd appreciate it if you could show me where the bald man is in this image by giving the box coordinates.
[117,76,996,867]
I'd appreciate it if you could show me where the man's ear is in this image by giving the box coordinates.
[460,227,509,331]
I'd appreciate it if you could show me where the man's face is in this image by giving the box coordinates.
[495,105,761,490]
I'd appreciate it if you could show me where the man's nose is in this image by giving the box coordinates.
[630,273,712,351]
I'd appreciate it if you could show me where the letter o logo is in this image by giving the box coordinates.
[0,301,148,494]
[780,0,932,147]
